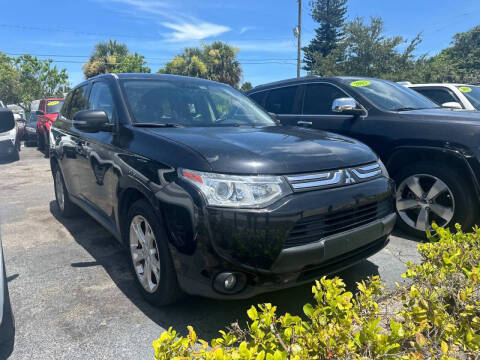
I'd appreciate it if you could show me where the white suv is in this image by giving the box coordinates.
[406,83,480,111]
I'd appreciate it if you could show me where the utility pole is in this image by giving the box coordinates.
[297,0,302,77]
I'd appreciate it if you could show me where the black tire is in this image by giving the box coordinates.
[125,199,183,306]
[394,162,478,238]
[37,133,44,151]
[53,168,79,218]
[10,147,19,162]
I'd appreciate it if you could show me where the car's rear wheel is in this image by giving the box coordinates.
[394,162,478,237]
[126,199,182,306]
[54,168,79,218]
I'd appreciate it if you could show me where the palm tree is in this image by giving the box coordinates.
[83,40,129,78]
[203,41,242,88]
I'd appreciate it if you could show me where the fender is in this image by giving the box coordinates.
[386,145,480,199]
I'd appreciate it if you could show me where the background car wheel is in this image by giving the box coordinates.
[394,162,478,238]
[53,169,79,218]
[37,133,44,151]
[126,199,182,306]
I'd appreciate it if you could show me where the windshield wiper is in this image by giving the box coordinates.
[392,107,418,112]
[133,123,184,128]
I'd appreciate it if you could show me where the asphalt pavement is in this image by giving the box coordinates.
[0,145,422,359]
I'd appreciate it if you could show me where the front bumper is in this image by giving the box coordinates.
[23,129,37,141]
[163,177,396,299]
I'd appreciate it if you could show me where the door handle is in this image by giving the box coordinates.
[297,121,312,127]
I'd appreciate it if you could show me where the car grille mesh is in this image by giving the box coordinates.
[283,199,393,249]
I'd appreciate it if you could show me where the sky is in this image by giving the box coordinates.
[1,0,479,87]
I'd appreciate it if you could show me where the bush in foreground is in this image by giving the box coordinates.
[153,224,480,359]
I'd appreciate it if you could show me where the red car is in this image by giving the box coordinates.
[36,98,64,155]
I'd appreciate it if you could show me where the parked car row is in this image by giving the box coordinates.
[4,72,479,306]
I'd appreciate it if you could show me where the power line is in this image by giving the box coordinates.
[0,23,295,42]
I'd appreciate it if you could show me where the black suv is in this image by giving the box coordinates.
[247,77,480,237]
[50,73,395,305]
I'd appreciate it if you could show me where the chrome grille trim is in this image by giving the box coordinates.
[285,162,383,192]
[290,171,342,189]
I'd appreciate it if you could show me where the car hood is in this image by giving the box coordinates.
[399,108,480,122]
[149,126,377,174]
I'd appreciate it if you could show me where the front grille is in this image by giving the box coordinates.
[283,199,393,249]
[286,162,382,192]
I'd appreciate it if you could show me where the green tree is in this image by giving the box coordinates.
[14,55,69,112]
[158,41,243,88]
[158,54,207,78]
[303,0,347,72]
[83,40,150,78]
[240,82,253,92]
[426,26,480,83]
[312,17,422,81]
[112,53,150,74]
[0,53,20,104]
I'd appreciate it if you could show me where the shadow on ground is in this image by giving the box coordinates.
[50,201,381,341]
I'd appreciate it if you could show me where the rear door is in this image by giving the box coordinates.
[262,85,303,126]
[63,83,90,197]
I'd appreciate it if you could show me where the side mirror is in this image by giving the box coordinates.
[73,110,110,132]
[36,110,44,116]
[0,109,15,133]
[332,97,366,116]
[442,101,463,110]
[13,114,21,121]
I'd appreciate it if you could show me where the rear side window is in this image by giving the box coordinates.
[303,83,348,115]
[249,91,267,107]
[265,86,298,114]
[89,82,116,123]
[68,85,90,119]
[414,88,459,107]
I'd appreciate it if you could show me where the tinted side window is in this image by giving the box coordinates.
[249,91,266,107]
[69,85,90,119]
[60,92,73,118]
[415,88,458,106]
[303,83,348,115]
[265,86,298,114]
[89,82,115,123]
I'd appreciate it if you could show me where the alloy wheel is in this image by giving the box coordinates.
[55,171,65,211]
[396,174,455,231]
[129,215,161,293]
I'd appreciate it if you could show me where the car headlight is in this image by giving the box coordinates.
[180,169,292,208]
[378,159,389,178]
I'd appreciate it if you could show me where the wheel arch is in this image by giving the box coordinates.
[386,146,480,199]
[117,186,163,244]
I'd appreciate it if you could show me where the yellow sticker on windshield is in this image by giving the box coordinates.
[459,86,472,93]
[350,80,371,87]
[47,100,60,106]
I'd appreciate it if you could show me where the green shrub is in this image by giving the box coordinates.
[153,224,480,359]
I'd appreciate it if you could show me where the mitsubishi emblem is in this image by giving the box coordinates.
[344,170,356,184]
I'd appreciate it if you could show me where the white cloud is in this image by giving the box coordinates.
[239,26,254,34]
[162,22,230,42]
[98,0,230,42]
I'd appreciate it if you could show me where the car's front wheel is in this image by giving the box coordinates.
[126,199,182,306]
[54,168,79,218]
[394,162,478,237]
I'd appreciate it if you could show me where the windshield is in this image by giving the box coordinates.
[339,78,438,111]
[456,86,480,110]
[120,79,275,127]
[46,100,64,114]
